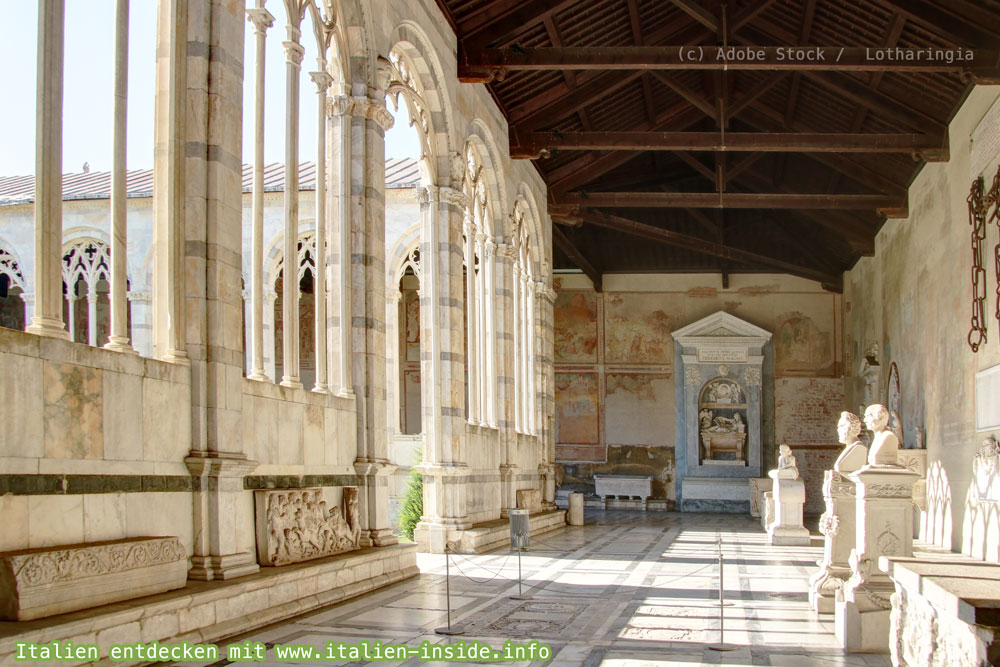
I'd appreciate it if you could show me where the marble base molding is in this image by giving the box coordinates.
[0,537,187,621]
[0,544,417,666]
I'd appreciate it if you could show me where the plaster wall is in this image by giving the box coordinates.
[843,85,1000,552]
[554,272,843,509]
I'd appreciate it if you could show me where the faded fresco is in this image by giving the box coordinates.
[404,288,420,363]
[604,293,672,364]
[560,445,675,504]
[555,373,600,445]
[605,374,672,446]
[554,291,599,363]
[774,313,834,375]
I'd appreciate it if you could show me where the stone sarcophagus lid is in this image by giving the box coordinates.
[255,487,362,566]
[0,537,187,621]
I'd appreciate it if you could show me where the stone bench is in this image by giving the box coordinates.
[881,556,1000,666]
[0,537,187,621]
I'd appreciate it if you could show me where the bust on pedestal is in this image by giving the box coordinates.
[835,404,919,653]
[767,444,810,546]
[809,411,868,613]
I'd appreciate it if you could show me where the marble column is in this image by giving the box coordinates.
[386,287,402,436]
[463,215,477,423]
[414,181,474,553]
[310,69,333,394]
[350,95,396,548]
[86,286,98,346]
[246,4,273,381]
[26,0,70,340]
[519,270,529,433]
[19,293,35,329]
[127,291,152,358]
[104,0,135,353]
[474,232,487,427]
[538,281,558,507]
[527,279,538,434]
[835,465,919,652]
[279,24,304,389]
[329,96,354,397]
[151,0,187,363]
[264,290,277,381]
[511,261,522,433]
[182,0,258,580]
[483,238,497,427]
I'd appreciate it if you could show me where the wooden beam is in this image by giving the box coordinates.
[511,131,948,159]
[552,191,907,216]
[674,151,716,184]
[458,46,1000,80]
[649,71,717,120]
[546,106,704,192]
[460,0,579,47]
[866,0,1000,48]
[551,225,602,291]
[577,208,842,289]
[670,0,718,32]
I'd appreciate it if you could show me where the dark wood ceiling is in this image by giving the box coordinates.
[434,0,1000,291]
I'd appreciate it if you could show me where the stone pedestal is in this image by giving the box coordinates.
[749,477,771,518]
[762,491,774,531]
[768,476,810,545]
[835,465,919,653]
[809,471,857,613]
[568,492,584,526]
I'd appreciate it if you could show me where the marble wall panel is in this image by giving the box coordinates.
[604,293,673,365]
[103,371,143,461]
[0,352,43,459]
[303,404,325,466]
[142,377,191,463]
[554,291,598,363]
[0,496,28,552]
[83,493,128,542]
[27,495,84,548]
[43,362,104,460]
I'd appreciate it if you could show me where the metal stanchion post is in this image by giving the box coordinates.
[709,539,736,651]
[435,547,464,635]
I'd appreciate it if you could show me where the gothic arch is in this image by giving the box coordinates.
[385,21,457,185]
[386,222,422,288]
[465,121,508,225]
[0,243,26,291]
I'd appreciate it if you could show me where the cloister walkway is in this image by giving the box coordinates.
[183,512,891,666]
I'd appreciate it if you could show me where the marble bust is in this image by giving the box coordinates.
[834,411,868,473]
[863,403,899,466]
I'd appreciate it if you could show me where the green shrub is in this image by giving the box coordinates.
[398,456,423,541]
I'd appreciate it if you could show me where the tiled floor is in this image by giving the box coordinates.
[191,511,892,666]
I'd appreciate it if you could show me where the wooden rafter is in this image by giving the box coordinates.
[551,225,602,292]
[576,208,843,289]
[510,131,949,159]
[551,191,907,216]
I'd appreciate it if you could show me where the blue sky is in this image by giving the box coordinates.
[0,1,418,177]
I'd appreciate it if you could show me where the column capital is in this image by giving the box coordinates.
[474,232,487,246]
[282,40,305,67]
[265,289,278,305]
[386,287,402,303]
[329,94,353,117]
[495,242,515,259]
[18,292,35,304]
[462,218,475,238]
[353,97,395,131]
[127,290,151,302]
[484,240,497,258]
[541,286,557,303]
[246,7,275,35]
[309,70,333,92]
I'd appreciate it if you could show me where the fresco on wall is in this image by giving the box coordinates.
[604,293,672,364]
[605,373,673,446]
[559,445,675,504]
[404,289,420,363]
[555,372,600,446]
[554,291,598,363]
[774,313,833,375]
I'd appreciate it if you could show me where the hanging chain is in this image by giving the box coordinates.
[968,164,1000,353]
[968,176,988,352]
[987,167,1000,327]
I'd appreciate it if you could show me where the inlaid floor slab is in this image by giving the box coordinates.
[180,511,892,667]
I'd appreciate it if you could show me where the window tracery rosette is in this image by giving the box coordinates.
[62,240,111,293]
[273,232,318,285]
[0,247,25,291]
[384,48,433,161]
